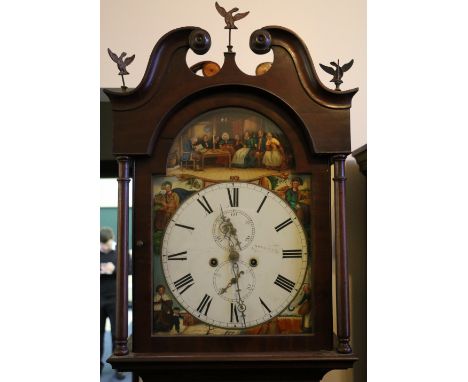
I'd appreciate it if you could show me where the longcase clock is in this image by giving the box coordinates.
[104,9,358,381]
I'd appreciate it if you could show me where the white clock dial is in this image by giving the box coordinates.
[161,182,308,329]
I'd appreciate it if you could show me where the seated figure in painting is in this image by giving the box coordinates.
[262,132,285,169]
[232,131,257,168]
[213,135,220,149]
[255,129,267,166]
[191,136,207,154]
[232,134,243,150]
[153,285,174,332]
[217,132,234,165]
[180,136,204,169]
[218,132,232,147]
[200,134,212,149]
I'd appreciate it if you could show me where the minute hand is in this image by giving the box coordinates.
[219,271,244,295]
[231,259,246,327]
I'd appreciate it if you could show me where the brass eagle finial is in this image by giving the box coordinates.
[107,48,135,90]
[215,2,249,52]
[215,2,249,29]
[319,59,354,91]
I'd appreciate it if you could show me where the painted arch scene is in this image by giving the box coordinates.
[166,107,295,182]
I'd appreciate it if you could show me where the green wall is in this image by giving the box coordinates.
[100,207,133,250]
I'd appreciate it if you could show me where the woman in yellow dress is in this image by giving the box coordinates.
[262,132,284,169]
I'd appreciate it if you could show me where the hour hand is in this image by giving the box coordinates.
[218,271,244,295]
[219,277,236,295]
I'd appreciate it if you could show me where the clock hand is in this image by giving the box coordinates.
[219,207,235,244]
[231,259,247,327]
[219,204,242,250]
[220,206,246,325]
[220,204,225,220]
[231,232,241,251]
[218,270,245,294]
[225,221,242,251]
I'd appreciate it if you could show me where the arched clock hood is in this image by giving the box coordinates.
[104,26,358,157]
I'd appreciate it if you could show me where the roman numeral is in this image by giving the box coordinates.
[256,195,267,213]
[173,273,194,294]
[167,251,187,261]
[174,223,194,231]
[274,274,295,293]
[196,294,213,316]
[230,303,240,323]
[282,249,302,258]
[196,195,213,214]
[274,218,293,232]
[259,297,271,315]
[227,188,239,207]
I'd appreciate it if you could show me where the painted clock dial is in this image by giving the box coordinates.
[161,182,308,329]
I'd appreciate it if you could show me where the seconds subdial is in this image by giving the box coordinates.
[212,209,255,250]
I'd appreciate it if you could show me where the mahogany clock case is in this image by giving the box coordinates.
[104,25,357,356]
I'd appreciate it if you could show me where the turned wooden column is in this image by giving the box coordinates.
[333,155,352,354]
[114,156,131,356]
